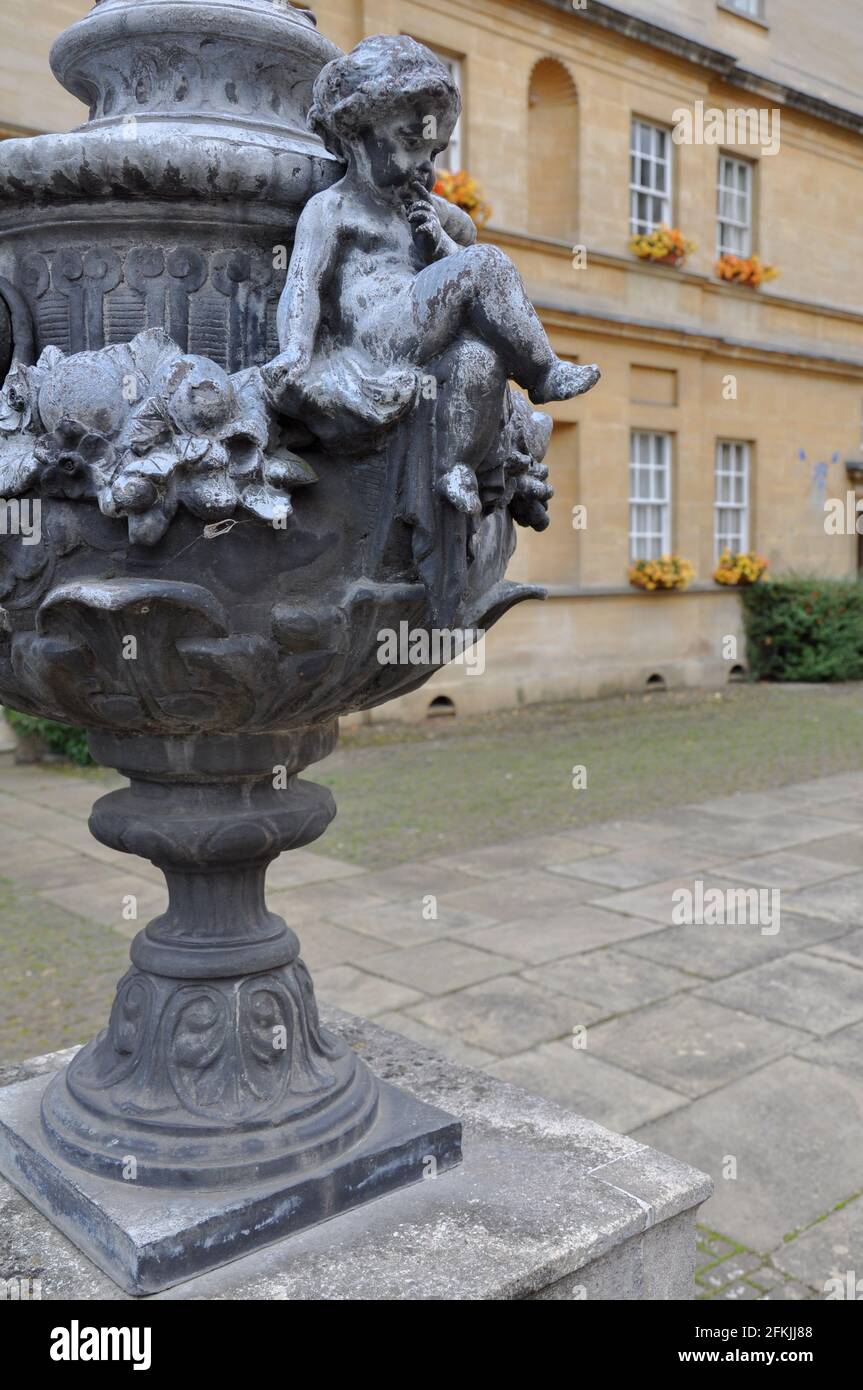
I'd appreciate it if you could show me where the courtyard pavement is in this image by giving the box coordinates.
[3,760,863,1299]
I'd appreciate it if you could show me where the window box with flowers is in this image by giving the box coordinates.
[715,253,778,288]
[713,550,769,586]
[628,556,695,591]
[433,170,491,228]
[630,226,696,268]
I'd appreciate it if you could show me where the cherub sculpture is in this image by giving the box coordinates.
[263,34,600,620]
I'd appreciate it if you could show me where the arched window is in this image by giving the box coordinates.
[528,59,578,241]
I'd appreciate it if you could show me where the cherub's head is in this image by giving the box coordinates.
[308,36,460,193]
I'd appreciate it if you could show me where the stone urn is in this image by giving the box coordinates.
[0,0,593,1293]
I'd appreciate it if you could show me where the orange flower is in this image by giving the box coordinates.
[433,170,492,228]
[715,253,778,288]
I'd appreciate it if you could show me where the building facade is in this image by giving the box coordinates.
[5,0,863,719]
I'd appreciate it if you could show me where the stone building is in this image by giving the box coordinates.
[3,0,863,719]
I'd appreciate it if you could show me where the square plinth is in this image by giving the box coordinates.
[0,1068,461,1295]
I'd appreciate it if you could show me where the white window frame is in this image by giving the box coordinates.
[629,431,672,560]
[630,120,672,236]
[714,440,750,557]
[724,0,764,18]
[431,51,463,173]
[717,154,753,257]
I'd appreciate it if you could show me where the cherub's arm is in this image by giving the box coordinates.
[274,195,339,375]
[431,194,477,249]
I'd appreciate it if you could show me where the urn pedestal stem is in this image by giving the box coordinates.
[40,727,385,1189]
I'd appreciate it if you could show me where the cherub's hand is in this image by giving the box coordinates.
[405,185,444,262]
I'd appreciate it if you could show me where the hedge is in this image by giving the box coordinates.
[3,710,92,765]
[741,576,863,682]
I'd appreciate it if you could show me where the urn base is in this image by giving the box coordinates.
[0,1068,461,1295]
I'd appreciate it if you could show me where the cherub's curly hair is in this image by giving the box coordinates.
[308,36,461,157]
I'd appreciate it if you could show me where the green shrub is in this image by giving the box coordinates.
[741,576,863,682]
[3,710,92,765]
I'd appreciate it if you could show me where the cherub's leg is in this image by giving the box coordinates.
[403,246,600,404]
[431,338,506,516]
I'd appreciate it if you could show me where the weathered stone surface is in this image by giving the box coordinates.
[697,952,863,1035]
[0,1015,711,1299]
[589,995,808,1098]
[637,1056,863,1252]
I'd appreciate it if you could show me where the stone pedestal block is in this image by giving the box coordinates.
[0,1011,712,1301]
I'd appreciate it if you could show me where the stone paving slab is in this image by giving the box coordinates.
[406,975,599,1056]
[619,910,845,980]
[772,1196,863,1294]
[487,1045,688,1132]
[588,995,809,1098]
[795,1021,863,1082]
[523,947,695,1012]
[697,951,863,1036]
[786,871,863,923]
[637,1057,863,1254]
[460,905,664,961]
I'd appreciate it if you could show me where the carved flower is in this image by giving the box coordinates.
[34,419,115,501]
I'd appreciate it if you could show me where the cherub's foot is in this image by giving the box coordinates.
[529,360,601,405]
[438,465,482,516]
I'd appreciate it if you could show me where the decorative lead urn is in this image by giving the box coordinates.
[0,0,597,1292]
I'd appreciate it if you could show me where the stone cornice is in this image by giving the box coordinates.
[539,0,863,137]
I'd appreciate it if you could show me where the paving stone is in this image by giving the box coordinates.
[269,879,389,925]
[439,870,598,921]
[698,952,863,1036]
[800,796,863,824]
[547,845,724,891]
[591,875,746,929]
[801,830,863,867]
[696,1232,739,1261]
[620,910,845,980]
[696,791,818,822]
[636,1057,863,1252]
[457,906,662,963]
[589,995,806,1098]
[313,965,423,1017]
[786,871,863,924]
[425,836,608,881]
[697,1251,764,1291]
[3,854,111,891]
[288,921,391,971]
[682,815,850,858]
[373,1011,497,1068]
[720,850,859,890]
[339,863,479,902]
[37,875,168,937]
[758,1279,815,1300]
[524,947,694,1012]
[406,975,600,1056]
[326,899,497,948]
[810,927,863,968]
[366,939,519,995]
[487,1044,687,1131]
[795,1021,863,1082]
[712,1280,762,1300]
[264,851,365,890]
[773,1197,863,1295]
[576,818,684,849]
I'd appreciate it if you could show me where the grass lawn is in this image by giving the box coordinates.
[315,683,863,868]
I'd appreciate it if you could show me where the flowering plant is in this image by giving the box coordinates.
[713,549,769,586]
[628,555,695,591]
[433,170,491,228]
[629,225,696,267]
[715,253,778,288]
